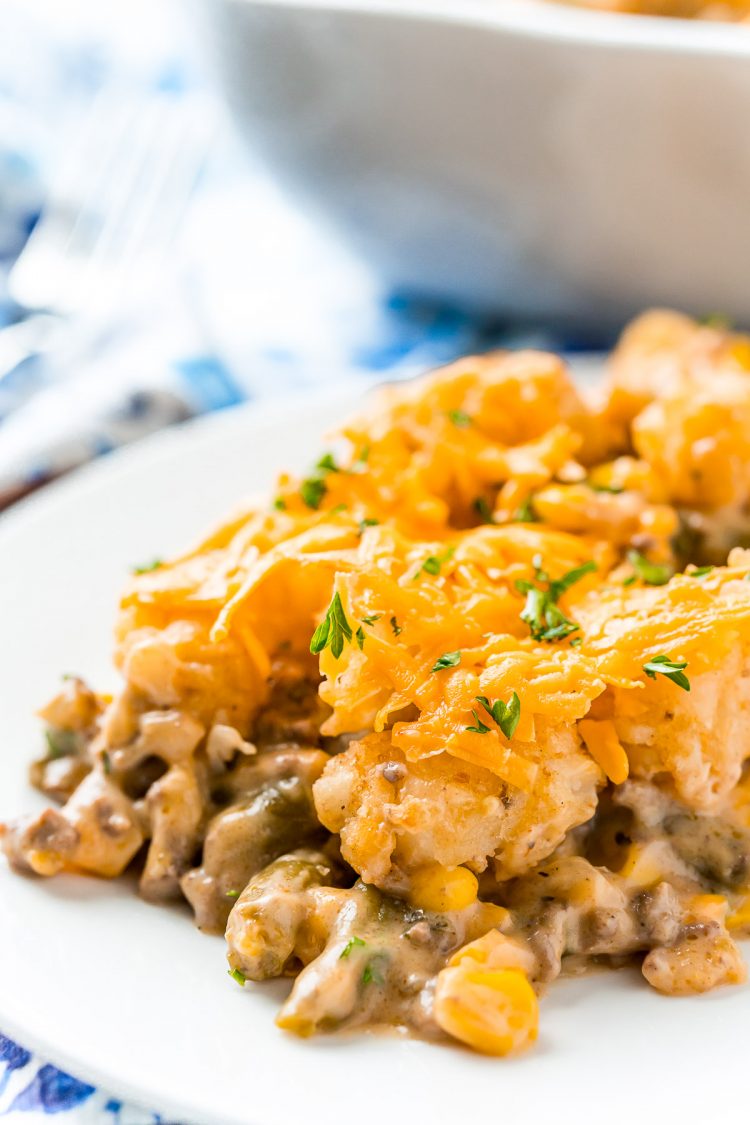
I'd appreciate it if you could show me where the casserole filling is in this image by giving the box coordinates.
[5,308,750,1055]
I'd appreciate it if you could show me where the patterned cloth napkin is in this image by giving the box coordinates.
[0,2,609,1121]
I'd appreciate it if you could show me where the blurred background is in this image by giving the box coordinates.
[3,0,748,510]
[0,0,584,512]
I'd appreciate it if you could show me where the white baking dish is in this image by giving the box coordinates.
[195,0,750,328]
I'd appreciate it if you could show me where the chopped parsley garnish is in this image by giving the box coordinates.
[299,451,341,509]
[272,497,287,511]
[316,452,340,474]
[362,614,381,626]
[44,729,77,760]
[622,575,637,587]
[310,592,352,659]
[102,750,112,775]
[354,445,370,469]
[132,559,163,575]
[226,889,240,899]
[417,546,455,578]
[514,496,538,523]
[627,550,672,587]
[515,558,595,643]
[448,409,472,429]
[340,936,366,959]
[547,559,597,600]
[690,566,714,578]
[473,496,495,525]
[475,692,521,739]
[570,636,583,647]
[330,503,348,515]
[358,517,380,535]
[228,967,246,986]
[390,616,402,637]
[362,961,384,986]
[355,625,365,650]
[465,709,492,734]
[431,650,461,673]
[300,476,328,510]
[643,655,690,692]
[589,482,624,494]
[701,312,732,329]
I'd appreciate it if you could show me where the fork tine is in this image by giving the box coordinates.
[70,95,213,312]
[10,87,211,317]
[9,88,140,311]
[72,98,170,310]
[117,97,214,267]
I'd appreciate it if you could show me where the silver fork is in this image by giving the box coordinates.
[0,84,214,383]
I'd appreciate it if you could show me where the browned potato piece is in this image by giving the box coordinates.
[2,770,143,878]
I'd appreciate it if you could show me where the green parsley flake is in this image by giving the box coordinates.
[627,550,672,587]
[448,409,472,428]
[390,616,402,637]
[356,625,365,650]
[316,452,340,473]
[362,961,384,986]
[300,476,328,510]
[515,559,595,643]
[362,614,381,626]
[690,566,714,578]
[548,560,597,601]
[102,750,112,776]
[340,936,366,959]
[310,592,353,659]
[358,517,380,535]
[701,312,732,329]
[418,546,455,578]
[570,637,583,647]
[473,496,495,525]
[431,650,461,673]
[589,482,624,494]
[132,559,163,575]
[272,497,287,511]
[44,729,78,760]
[228,967,247,986]
[514,496,538,523]
[475,692,521,739]
[515,583,578,642]
[465,709,492,735]
[643,655,690,692]
[226,889,241,899]
[299,451,342,509]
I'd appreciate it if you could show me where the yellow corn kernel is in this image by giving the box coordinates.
[618,843,664,889]
[409,865,478,913]
[434,965,538,1057]
[450,929,536,976]
[727,895,750,932]
[275,1011,315,1038]
[465,902,511,943]
[578,718,629,785]
[28,849,62,877]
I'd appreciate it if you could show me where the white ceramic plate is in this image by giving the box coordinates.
[0,387,747,1125]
